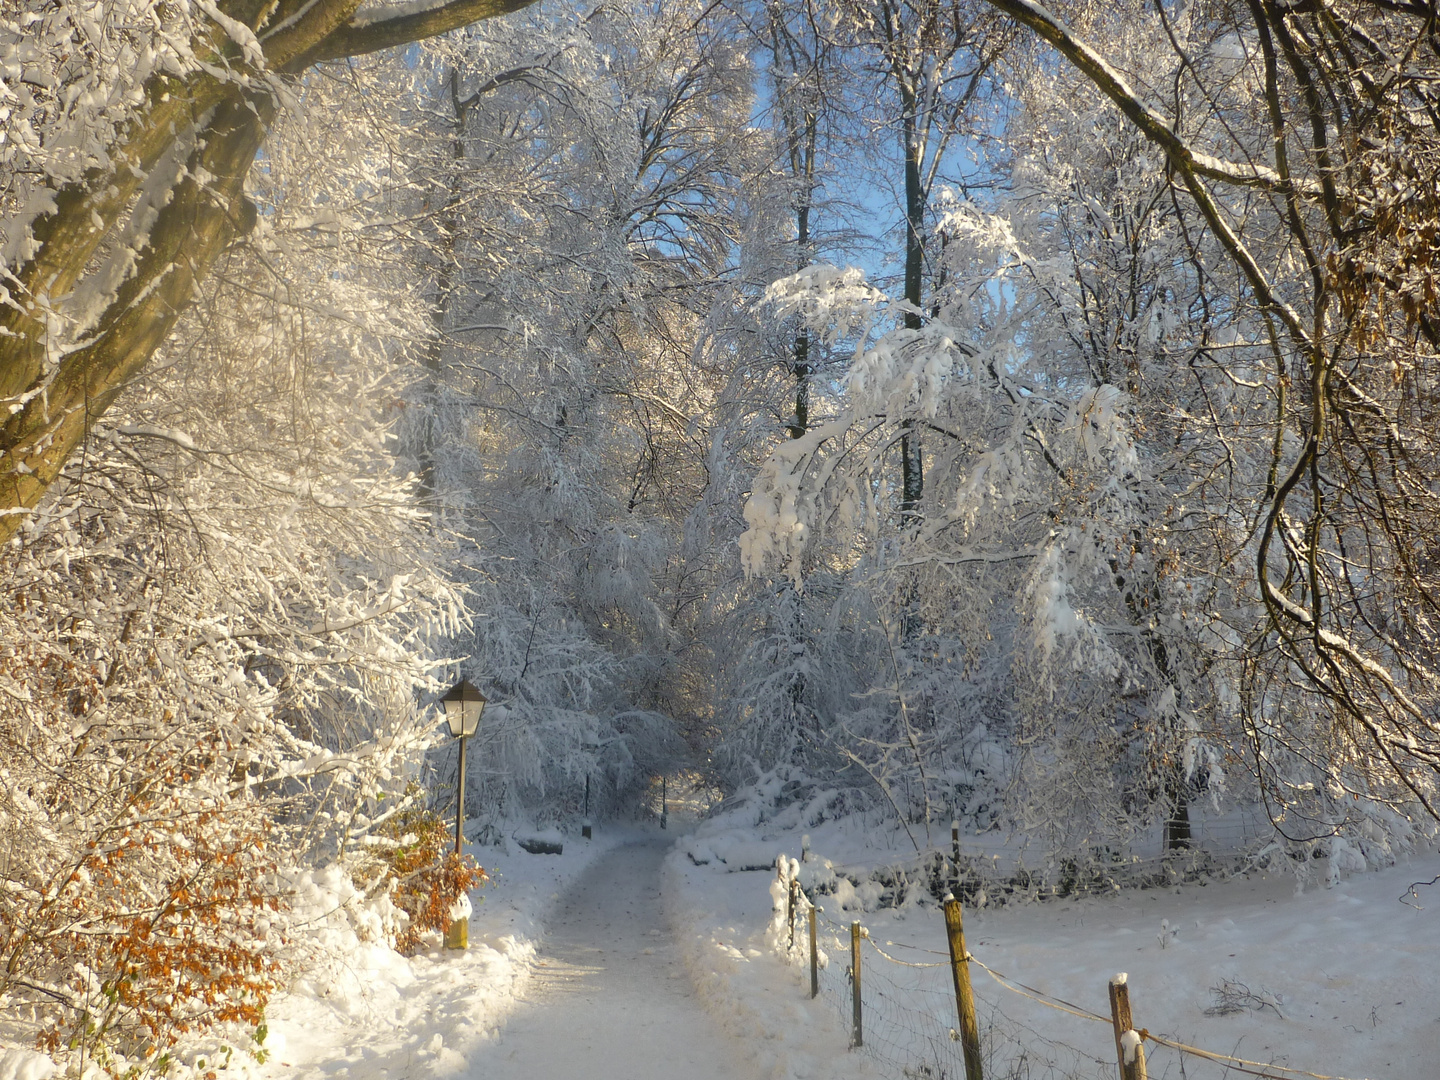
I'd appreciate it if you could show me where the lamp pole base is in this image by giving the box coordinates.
[444,919,468,950]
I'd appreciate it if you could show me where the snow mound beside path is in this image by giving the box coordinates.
[0,1048,57,1080]
[663,847,874,1080]
[252,827,633,1080]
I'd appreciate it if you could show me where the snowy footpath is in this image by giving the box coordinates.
[464,839,747,1080]
[239,828,770,1080]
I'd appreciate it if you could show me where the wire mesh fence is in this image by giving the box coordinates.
[816,831,1304,915]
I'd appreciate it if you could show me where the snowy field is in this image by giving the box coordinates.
[668,813,1440,1080]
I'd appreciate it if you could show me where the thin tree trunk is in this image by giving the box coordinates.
[898,72,925,526]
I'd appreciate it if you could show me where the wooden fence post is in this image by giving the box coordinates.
[943,894,984,1080]
[851,921,863,1048]
[809,906,819,998]
[1108,974,1148,1080]
[788,875,799,948]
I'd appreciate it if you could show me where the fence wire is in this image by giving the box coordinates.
[770,863,1387,1080]
[794,902,1108,1080]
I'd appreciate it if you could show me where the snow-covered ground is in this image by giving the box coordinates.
[663,847,875,1080]
[247,826,641,1080]
[5,813,1437,1080]
[0,826,640,1080]
[465,838,748,1080]
[667,812,1440,1080]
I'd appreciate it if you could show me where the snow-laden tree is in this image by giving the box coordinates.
[710,3,1024,830]
[375,1,779,827]
[0,50,478,1068]
[735,0,1440,865]
[732,18,1232,852]
[833,0,1013,520]
[976,0,1440,851]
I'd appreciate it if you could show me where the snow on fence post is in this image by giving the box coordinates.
[788,875,800,948]
[1120,1030,1148,1080]
[1108,974,1148,1080]
[943,894,984,1080]
[776,856,787,922]
[808,905,819,999]
[851,921,864,1048]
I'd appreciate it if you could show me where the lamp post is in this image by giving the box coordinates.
[441,679,486,854]
[440,679,485,950]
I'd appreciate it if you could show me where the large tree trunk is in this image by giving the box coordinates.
[1,92,270,531]
[0,0,536,545]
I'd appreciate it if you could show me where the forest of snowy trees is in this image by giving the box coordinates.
[4,0,1440,1071]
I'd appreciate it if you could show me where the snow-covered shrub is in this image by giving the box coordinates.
[356,806,486,955]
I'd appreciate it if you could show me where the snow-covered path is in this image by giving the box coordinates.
[465,839,750,1080]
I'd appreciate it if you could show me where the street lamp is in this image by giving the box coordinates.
[440,679,484,951]
[441,679,486,856]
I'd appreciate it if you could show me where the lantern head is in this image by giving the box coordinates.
[441,679,486,738]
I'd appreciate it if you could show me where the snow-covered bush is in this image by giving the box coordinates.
[358,806,487,955]
[0,629,281,1071]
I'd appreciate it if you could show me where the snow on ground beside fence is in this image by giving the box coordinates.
[669,810,1440,1080]
[662,846,875,1080]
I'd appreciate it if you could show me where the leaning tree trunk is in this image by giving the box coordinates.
[0,0,536,545]
[0,91,269,530]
